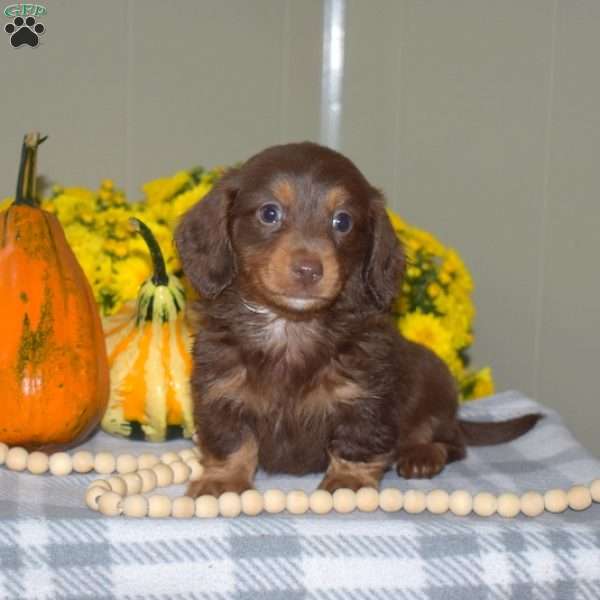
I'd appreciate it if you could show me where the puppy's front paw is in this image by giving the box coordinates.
[186,475,253,498]
[318,473,365,493]
[396,443,447,479]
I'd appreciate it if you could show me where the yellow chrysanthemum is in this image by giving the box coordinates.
[171,181,212,223]
[112,255,152,303]
[143,171,190,206]
[386,209,408,232]
[399,312,453,362]
[472,367,495,399]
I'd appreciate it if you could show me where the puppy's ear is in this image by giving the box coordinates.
[175,171,239,298]
[362,194,405,310]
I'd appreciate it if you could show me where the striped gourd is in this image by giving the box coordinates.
[101,218,194,442]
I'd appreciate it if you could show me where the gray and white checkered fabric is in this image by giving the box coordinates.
[1,391,599,600]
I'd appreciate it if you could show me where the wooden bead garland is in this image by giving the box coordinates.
[286,490,309,515]
[263,489,286,514]
[309,489,334,514]
[0,442,599,520]
[27,451,49,475]
[473,492,497,517]
[195,495,219,518]
[240,489,264,516]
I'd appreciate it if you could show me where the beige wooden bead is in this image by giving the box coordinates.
[107,476,127,496]
[241,489,264,516]
[137,469,158,493]
[98,491,123,516]
[148,495,172,518]
[449,490,473,517]
[170,461,191,485]
[137,453,160,469]
[544,488,568,513]
[6,447,28,471]
[379,488,403,512]
[152,464,174,487]
[263,489,286,514]
[122,473,143,495]
[49,452,73,476]
[590,479,600,503]
[89,479,111,491]
[94,452,116,475]
[287,490,310,514]
[497,493,521,518]
[473,492,497,517]
[116,453,138,474]
[404,490,427,514]
[309,490,334,514]
[520,491,545,517]
[160,451,180,465]
[426,489,449,515]
[186,459,204,481]
[356,487,379,512]
[568,485,592,511]
[27,451,49,475]
[172,496,196,518]
[0,442,8,465]
[85,483,111,510]
[123,494,148,518]
[332,488,356,514]
[72,451,94,473]
[219,492,242,518]
[195,495,219,518]
[178,448,196,462]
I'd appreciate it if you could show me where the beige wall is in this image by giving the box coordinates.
[1,1,598,455]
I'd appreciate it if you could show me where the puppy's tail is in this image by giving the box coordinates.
[459,413,542,446]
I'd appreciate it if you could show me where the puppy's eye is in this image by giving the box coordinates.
[332,210,353,233]
[258,202,283,225]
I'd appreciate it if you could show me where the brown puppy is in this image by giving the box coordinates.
[175,142,540,497]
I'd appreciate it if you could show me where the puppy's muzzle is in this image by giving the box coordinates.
[291,254,323,287]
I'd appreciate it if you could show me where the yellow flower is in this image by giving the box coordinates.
[386,209,408,232]
[399,312,453,361]
[143,171,190,206]
[0,197,12,211]
[472,367,495,399]
[427,282,441,298]
[113,255,152,304]
[171,181,212,224]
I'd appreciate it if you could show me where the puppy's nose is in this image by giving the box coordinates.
[291,256,323,285]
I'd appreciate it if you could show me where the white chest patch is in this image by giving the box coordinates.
[263,316,289,348]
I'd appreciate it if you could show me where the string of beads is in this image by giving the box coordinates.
[1,442,599,519]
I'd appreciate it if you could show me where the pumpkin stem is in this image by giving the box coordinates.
[129,218,169,286]
[14,132,48,207]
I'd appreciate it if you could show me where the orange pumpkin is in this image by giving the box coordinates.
[0,133,109,451]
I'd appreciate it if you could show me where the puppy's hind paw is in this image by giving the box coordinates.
[396,443,448,479]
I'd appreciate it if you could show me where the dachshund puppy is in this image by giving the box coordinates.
[175,142,539,496]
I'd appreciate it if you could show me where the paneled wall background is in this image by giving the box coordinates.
[1,1,598,455]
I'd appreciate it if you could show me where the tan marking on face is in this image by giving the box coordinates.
[318,453,392,492]
[270,178,296,208]
[187,435,258,497]
[254,232,342,308]
[325,185,350,212]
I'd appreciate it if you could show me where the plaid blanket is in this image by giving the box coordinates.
[0,391,599,600]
